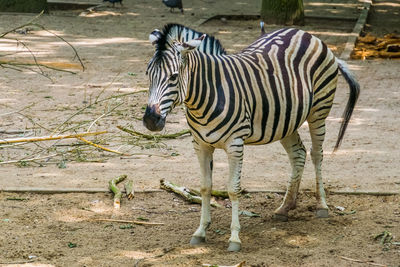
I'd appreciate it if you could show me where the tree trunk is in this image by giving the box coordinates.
[0,0,48,13]
[261,0,304,25]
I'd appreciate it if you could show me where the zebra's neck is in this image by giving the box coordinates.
[160,24,226,55]
[182,52,221,120]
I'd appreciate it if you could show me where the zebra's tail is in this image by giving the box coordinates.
[334,59,360,152]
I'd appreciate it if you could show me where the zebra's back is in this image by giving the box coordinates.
[185,28,338,147]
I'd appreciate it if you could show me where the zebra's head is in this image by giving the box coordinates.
[143,26,208,132]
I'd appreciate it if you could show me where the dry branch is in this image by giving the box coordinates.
[109,174,127,209]
[203,261,246,267]
[50,91,146,135]
[0,59,80,74]
[0,11,44,38]
[160,179,222,208]
[93,218,164,226]
[77,136,128,156]
[1,14,85,78]
[0,131,107,145]
[87,102,124,132]
[339,256,387,267]
[0,153,58,165]
[30,23,85,71]
[0,187,162,194]
[117,126,191,140]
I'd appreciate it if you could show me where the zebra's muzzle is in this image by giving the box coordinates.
[143,104,165,132]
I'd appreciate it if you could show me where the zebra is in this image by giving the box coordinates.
[143,23,360,252]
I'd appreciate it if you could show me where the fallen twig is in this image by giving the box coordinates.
[117,125,191,140]
[87,102,124,132]
[0,131,107,145]
[109,174,127,209]
[0,11,44,38]
[125,179,134,200]
[1,13,85,80]
[160,179,222,208]
[0,153,58,165]
[93,218,164,226]
[0,103,34,117]
[50,91,146,135]
[30,23,85,71]
[203,261,246,267]
[77,136,129,156]
[0,187,162,194]
[0,129,33,135]
[339,256,387,267]
[120,153,173,158]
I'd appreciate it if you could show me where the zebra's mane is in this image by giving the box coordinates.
[153,23,226,62]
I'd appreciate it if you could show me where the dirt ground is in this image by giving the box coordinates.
[0,192,399,266]
[0,0,400,266]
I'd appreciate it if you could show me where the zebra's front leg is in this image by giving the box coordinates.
[190,141,215,246]
[226,138,244,252]
[274,131,306,221]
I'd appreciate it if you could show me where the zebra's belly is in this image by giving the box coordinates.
[243,104,311,145]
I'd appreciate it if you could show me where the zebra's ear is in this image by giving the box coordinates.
[176,34,206,54]
[149,29,162,46]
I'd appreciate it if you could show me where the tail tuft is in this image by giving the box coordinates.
[333,59,360,152]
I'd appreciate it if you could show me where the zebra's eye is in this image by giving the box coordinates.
[169,73,178,82]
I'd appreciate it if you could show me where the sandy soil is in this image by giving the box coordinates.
[0,192,399,266]
[0,0,399,266]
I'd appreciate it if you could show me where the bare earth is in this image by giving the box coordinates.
[0,0,399,266]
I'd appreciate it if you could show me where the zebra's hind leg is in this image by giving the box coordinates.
[274,131,306,221]
[190,141,215,246]
[308,120,329,218]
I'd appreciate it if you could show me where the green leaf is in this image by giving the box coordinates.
[68,242,77,248]
[119,224,134,229]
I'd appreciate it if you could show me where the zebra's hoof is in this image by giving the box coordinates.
[316,208,329,218]
[227,241,241,252]
[273,213,288,222]
[190,236,205,246]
